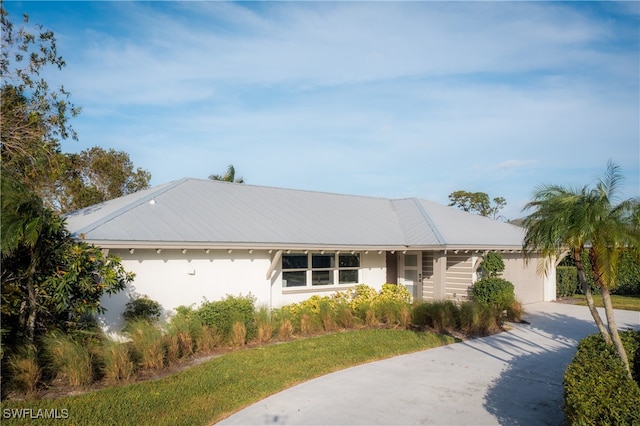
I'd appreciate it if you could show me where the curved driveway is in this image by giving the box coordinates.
[218,302,639,426]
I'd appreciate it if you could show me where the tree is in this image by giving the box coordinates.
[44,147,151,213]
[448,190,506,219]
[1,7,80,192]
[0,7,135,353]
[209,164,244,183]
[479,252,505,277]
[1,174,134,346]
[522,161,640,378]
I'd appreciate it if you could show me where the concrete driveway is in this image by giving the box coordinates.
[218,302,639,426]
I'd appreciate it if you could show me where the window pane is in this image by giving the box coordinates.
[339,270,359,284]
[405,254,418,267]
[312,270,333,286]
[405,270,418,282]
[339,253,360,268]
[312,254,334,269]
[283,254,308,269]
[283,271,306,287]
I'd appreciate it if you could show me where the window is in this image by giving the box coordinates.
[282,252,361,288]
[282,254,307,287]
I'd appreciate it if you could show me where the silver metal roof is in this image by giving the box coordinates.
[64,178,524,250]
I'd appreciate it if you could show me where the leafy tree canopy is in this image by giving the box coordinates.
[448,190,506,219]
[1,175,134,347]
[0,8,137,356]
[45,147,151,213]
[0,7,80,191]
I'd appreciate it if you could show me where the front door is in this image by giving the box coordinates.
[400,251,422,301]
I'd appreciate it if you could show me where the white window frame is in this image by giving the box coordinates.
[282,252,361,288]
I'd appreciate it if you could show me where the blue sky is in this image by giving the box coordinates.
[5,1,639,220]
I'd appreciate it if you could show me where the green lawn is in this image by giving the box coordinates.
[0,329,456,426]
[572,294,640,311]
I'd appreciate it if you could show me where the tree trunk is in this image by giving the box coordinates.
[574,251,611,344]
[26,278,37,343]
[24,249,39,343]
[601,286,632,379]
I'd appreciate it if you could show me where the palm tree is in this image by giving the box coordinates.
[208,164,244,184]
[522,161,640,378]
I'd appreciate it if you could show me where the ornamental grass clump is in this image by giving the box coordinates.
[100,339,134,384]
[42,332,93,387]
[458,302,499,336]
[319,299,337,332]
[195,325,222,355]
[278,318,294,341]
[231,321,247,347]
[7,345,41,396]
[127,319,164,370]
[254,306,274,344]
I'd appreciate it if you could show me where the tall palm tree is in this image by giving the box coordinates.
[522,161,640,378]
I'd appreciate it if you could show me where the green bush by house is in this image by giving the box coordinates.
[556,266,578,298]
[564,330,640,425]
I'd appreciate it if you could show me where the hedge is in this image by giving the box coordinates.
[556,266,578,298]
[564,330,640,425]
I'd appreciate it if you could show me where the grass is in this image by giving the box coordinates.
[572,294,640,311]
[0,329,456,426]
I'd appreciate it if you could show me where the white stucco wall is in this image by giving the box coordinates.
[99,249,388,334]
[100,249,271,333]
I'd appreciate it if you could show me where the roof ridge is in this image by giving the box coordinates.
[69,178,190,237]
[411,198,447,245]
[190,177,394,202]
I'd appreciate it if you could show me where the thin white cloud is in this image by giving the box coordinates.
[20,0,635,219]
[497,160,538,170]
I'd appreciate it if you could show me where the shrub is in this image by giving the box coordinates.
[123,296,162,326]
[42,332,93,387]
[7,345,41,396]
[470,277,516,315]
[557,266,578,298]
[196,294,256,344]
[564,330,640,425]
[614,250,640,295]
